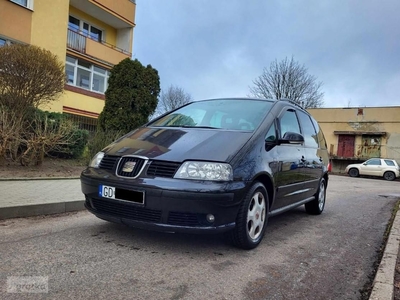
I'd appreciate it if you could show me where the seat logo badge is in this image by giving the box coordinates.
[122,161,136,172]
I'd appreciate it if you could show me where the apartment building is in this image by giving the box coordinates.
[0,0,136,129]
[308,106,400,173]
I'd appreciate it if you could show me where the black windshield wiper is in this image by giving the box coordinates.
[181,125,218,129]
[154,125,219,129]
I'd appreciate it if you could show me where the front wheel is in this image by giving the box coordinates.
[383,171,396,181]
[305,178,326,215]
[229,182,269,250]
[348,168,359,177]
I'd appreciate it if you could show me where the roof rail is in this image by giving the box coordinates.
[279,98,305,110]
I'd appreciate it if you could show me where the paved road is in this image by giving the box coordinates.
[1,176,400,299]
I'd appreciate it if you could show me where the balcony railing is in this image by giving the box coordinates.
[67,29,86,53]
[67,29,131,63]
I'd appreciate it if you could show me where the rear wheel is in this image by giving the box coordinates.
[383,171,395,181]
[305,178,326,215]
[229,182,269,250]
[348,168,359,177]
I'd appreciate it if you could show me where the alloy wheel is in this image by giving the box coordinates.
[384,172,395,181]
[247,191,266,240]
[318,180,326,211]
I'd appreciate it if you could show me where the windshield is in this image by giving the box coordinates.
[149,99,273,131]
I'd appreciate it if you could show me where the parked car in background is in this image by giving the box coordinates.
[81,98,330,250]
[345,158,400,181]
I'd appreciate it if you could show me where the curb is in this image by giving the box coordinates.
[0,200,85,220]
[369,205,400,299]
[0,177,80,181]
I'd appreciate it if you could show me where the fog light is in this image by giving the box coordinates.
[206,214,215,223]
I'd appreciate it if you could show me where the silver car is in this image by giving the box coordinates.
[345,158,400,181]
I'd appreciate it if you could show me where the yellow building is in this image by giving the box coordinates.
[308,107,400,172]
[0,0,136,128]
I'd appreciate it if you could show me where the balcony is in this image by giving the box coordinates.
[67,29,130,65]
[69,0,136,28]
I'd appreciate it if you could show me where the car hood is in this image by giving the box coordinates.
[103,127,253,162]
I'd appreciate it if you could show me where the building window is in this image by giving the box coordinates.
[10,0,33,9]
[64,113,98,133]
[66,56,109,94]
[68,15,104,43]
[0,37,13,47]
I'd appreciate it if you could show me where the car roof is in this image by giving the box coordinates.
[188,97,310,114]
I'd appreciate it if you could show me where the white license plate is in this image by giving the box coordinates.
[99,185,115,199]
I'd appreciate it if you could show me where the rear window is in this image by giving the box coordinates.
[384,160,395,166]
[149,99,273,131]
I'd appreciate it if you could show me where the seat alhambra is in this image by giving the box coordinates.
[81,98,330,249]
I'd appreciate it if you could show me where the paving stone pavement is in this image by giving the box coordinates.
[0,179,83,219]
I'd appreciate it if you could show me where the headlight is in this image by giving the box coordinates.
[174,161,233,181]
[89,152,105,168]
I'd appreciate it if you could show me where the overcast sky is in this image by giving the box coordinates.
[133,0,400,108]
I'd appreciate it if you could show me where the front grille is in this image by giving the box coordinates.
[91,198,162,223]
[116,156,146,178]
[99,155,119,171]
[147,161,181,178]
[167,212,205,227]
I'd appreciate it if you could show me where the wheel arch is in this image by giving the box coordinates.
[251,173,274,210]
[323,172,329,188]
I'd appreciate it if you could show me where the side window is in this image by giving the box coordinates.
[297,111,319,148]
[265,121,277,142]
[365,159,381,166]
[279,110,301,138]
[384,160,395,166]
[311,117,327,149]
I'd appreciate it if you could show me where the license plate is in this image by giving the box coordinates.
[99,185,115,199]
[98,185,145,204]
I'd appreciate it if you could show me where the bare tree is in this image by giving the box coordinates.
[0,106,23,161]
[249,57,324,108]
[0,44,66,164]
[0,44,65,117]
[156,85,192,115]
[19,114,78,166]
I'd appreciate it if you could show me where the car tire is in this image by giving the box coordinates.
[305,178,326,215]
[383,171,396,181]
[229,182,269,250]
[348,168,359,177]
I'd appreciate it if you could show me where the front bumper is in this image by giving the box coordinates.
[81,169,247,234]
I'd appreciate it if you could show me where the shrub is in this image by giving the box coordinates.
[53,128,89,159]
[98,58,160,132]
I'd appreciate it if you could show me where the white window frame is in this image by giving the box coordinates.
[9,0,34,10]
[68,15,105,43]
[66,56,109,94]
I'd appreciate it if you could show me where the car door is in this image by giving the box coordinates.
[268,109,307,211]
[360,158,382,176]
[296,110,325,199]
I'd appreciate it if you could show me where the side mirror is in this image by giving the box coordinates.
[278,132,304,145]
